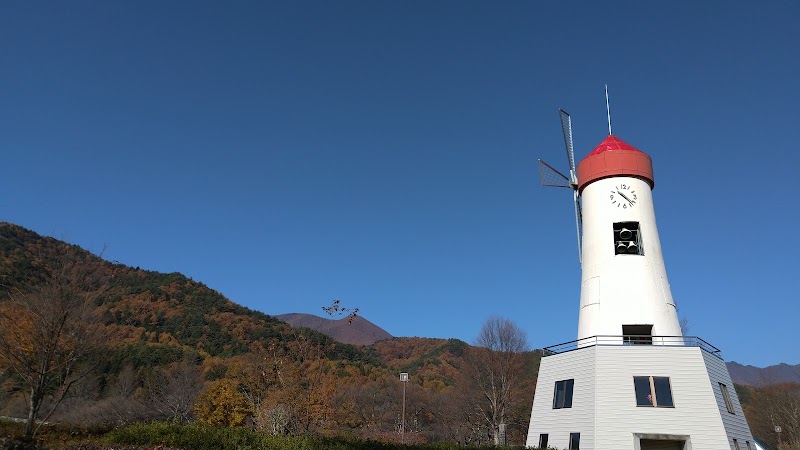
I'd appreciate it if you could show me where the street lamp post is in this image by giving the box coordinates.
[400,372,409,444]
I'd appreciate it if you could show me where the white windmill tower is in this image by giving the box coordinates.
[526,100,755,450]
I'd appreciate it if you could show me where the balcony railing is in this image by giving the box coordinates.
[542,335,722,359]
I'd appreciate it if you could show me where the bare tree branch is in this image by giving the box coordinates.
[0,245,110,437]
[467,316,529,446]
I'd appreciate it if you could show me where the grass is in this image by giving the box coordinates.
[105,422,524,450]
[2,419,535,450]
[0,420,111,449]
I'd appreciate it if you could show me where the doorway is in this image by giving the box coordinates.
[640,439,684,450]
[623,324,653,345]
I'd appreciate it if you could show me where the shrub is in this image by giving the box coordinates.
[105,422,527,450]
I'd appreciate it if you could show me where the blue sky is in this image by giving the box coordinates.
[1,1,798,367]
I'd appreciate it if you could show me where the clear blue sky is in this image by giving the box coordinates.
[2,1,798,367]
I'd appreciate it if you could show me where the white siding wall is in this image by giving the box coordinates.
[526,347,596,449]
[594,346,731,449]
[527,346,747,449]
[701,351,755,449]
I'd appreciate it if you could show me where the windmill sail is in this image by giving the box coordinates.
[539,160,572,188]
[538,109,583,264]
[573,189,583,263]
[559,109,577,185]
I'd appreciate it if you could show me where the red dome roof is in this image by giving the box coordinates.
[586,135,643,156]
[577,135,654,192]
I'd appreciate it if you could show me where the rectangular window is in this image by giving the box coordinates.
[564,379,574,407]
[569,432,580,450]
[553,379,574,409]
[652,377,674,407]
[634,376,674,407]
[734,439,740,450]
[613,221,644,255]
[720,383,735,414]
[538,434,549,448]
[634,376,653,406]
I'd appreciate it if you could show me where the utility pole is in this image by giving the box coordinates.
[400,372,409,444]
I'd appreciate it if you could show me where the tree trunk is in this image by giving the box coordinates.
[26,383,44,437]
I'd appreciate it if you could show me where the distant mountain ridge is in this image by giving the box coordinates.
[276,313,392,346]
[727,361,800,386]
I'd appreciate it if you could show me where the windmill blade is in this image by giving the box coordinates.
[539,160,571,188]
[573,190,583,263]
[559,109,578,184]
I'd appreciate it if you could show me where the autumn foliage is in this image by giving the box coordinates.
[741,382,800,450]
[194,378,252,427]
[1,222,789,448]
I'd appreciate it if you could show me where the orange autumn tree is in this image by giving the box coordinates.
[0,250,107,438]
[220,300,358,435]
[194,378,252,427]
[239,336,339,434]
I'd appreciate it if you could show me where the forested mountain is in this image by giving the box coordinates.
[0,222,539,446]
[0,222,375,361]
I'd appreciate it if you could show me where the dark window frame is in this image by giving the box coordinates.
[720,382,735,414]
[569,432,580,450]
[633,376,675,408]
[538,433,549,449]
[553,379,574,409]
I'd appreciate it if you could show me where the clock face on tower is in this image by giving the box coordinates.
[609,183,638,209]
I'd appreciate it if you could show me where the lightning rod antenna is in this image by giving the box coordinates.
[605,84,613,135]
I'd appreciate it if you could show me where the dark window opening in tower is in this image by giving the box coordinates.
[623,324,653,345]
[613,221,644,255]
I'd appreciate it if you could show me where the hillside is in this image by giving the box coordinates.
[0,222,540,446]
[0,222,378,363]
[276,313,392,345]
